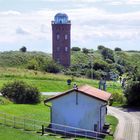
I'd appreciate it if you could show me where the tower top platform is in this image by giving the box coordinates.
[52,13,71,24]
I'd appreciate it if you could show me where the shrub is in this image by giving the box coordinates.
[97,45,105,50]
[124,81,140,106]
[114,47,122,51]
[43,61,60,73]
[82,48,89,54]
[0,97,11,105]
[20,46,27,52]
[1,81,41,104]
[27,59,39,70]
[71,47,81,51]
[86,70,102,79]
[112,92,125,104]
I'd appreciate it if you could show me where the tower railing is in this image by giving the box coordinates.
[51,21,71,24]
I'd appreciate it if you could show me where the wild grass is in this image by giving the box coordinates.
[0,67,123,94]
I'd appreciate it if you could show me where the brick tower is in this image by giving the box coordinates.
[52,13,71,67]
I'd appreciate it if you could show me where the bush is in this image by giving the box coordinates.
[1,81,41,104]
[20,46,27,52]
[71,47,81,51]
[86,69,103,79]
[82,48,89,54]
[43,61,60,73]
[0,97,11,105]
[114,47,122,51]
[112,92,125,104]
[97,45,105,50]
[124,81,140,106]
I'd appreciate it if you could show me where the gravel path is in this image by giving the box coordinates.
[108,106,140,140]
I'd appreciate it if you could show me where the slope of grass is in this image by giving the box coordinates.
[105,115,118,140]
[0,67,122,94]
[0,102,50,122]
[0,125,63,140]
[0,51,51,67]
[0,97,116,140]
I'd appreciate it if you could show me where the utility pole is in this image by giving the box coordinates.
[89,50,94,79]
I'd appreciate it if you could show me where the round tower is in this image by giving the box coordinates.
[52,13,71,67]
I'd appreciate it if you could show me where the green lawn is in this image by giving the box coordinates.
[0,96,118,140]
[106,115,118,134]
[0,67,122,94]
[0,125,64,140]
[0,67,119,140]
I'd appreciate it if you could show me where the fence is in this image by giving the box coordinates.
[0,112,47,132]
[0,112,108,140]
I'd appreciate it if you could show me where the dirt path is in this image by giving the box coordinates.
[108,106,140,140]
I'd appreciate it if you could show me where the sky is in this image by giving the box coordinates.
[0,0,140,53]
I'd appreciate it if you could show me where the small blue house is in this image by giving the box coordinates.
[44,85,111,133]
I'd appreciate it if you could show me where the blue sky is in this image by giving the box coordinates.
[0,0,140,53]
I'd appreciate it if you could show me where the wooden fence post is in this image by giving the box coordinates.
[24,119,25,130]
[13,116,15,128]
[4,113,6,125]
[42,125,44,135]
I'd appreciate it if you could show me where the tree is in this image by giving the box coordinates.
[71,47,81,51]
[20,46,27,52]
[115,47,122,51]
[82,48,89,54]
[1,81,41,104]
[101,48,114,62]
[97,45,105,50]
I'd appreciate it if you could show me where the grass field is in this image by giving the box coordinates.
[0,67,120,139]
[0,96,118,140]
[0,67,122,94]
[0,125,64,140]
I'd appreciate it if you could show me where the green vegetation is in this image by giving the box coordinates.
[0,100,50,121]
[0,96,117,140]
[124,80,140,107]
[0,125,63,140]
[0,67,122,94]
[70,47,140,80]
[0,51,51,70]
[1,80,41,104]
[1,48,139,139]
[105,115,118,140]
[1,49,140,80]
[106,115,118,134]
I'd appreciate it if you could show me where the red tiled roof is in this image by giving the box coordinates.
[44,85,112,103]
[78,85,111,102]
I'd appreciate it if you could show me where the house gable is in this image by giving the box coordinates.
[44,85,111,104]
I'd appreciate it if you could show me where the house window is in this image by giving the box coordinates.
[65,47,68,52]
[65,34,68,40]
[56,34,60,40]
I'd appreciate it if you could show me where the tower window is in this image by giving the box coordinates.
[65,47,68,52]
[56,34,60,40]
[57,47,60,51]
[57,58,60,63]
[65,34,68,40]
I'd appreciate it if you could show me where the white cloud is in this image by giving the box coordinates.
[16,27,30,35]
[127,0,140,5]
[0,10,21,16]
[0,2,140,51]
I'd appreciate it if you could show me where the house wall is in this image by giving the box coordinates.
[51,91,107,132]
